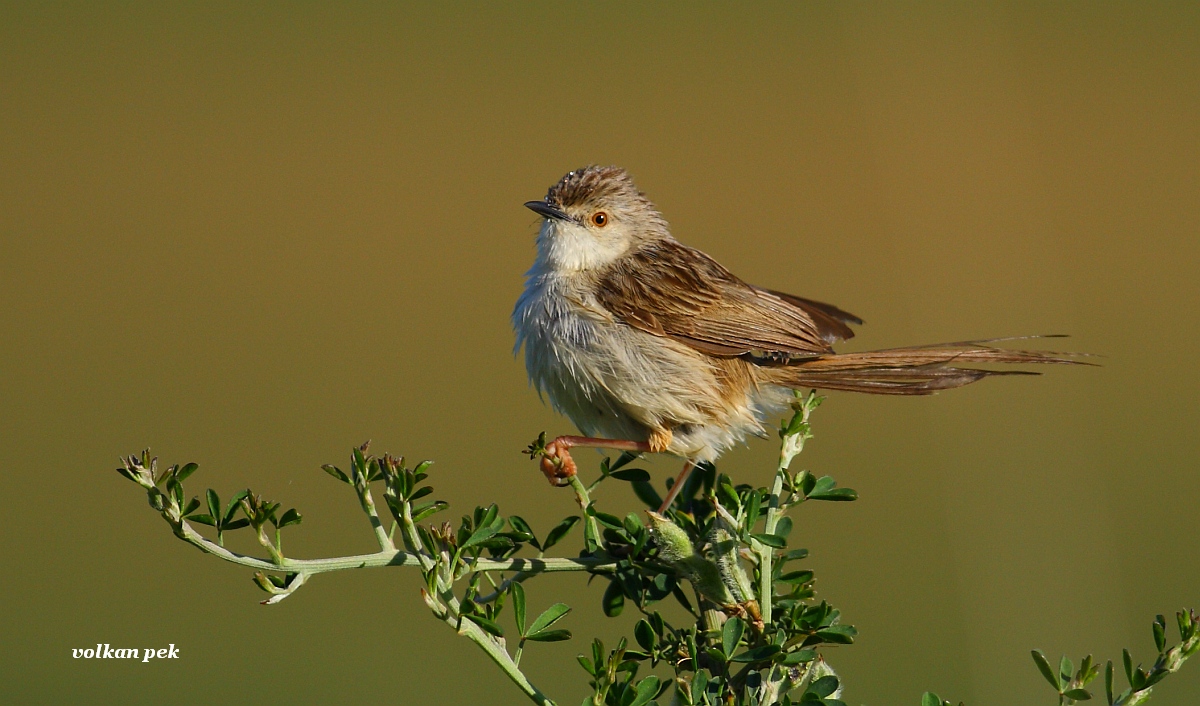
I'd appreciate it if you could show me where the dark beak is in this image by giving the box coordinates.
[524,200,570,222]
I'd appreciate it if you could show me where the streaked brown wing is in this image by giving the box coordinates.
[595,239,849,359]
[756,288,862,344]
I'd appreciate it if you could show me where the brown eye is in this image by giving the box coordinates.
[590,212,608,227]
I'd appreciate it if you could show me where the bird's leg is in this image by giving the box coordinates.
[540,436,655,486]
[657,460,697,513]
[538,429,673,487]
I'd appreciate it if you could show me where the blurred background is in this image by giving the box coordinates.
[1,3,1197,704]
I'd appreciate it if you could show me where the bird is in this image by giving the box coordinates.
[513,165,1081,511]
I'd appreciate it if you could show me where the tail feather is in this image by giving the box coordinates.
[762,338,1090,396]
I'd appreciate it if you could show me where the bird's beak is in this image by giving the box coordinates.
[524,200,570,222]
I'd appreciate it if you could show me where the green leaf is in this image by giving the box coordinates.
[542,516,581,551]
[808,675,838,698]
[1063,688,1092,700]
[920,693,941,706]
[411,500,449,522]
[588,506,625,531]
[745,491,762,531]
[627,676,661,706]
[525,629,571,642]
[609,451,639,473]
[175,462,199,482]
[630,480,662,509]
[775,516,793,538]
[623,513,644,538]
[409,486,433,502]
[577,655,596,677]
[797,470,816,496]
[223,518,250,530]
[477,504,500,533]
[778,570,814,585]
[781,548,810,563]
[1122,649,1133,685]
[1142,669,1168,689]
[472,536,515,551]
[602,580,625,617]
[115,464,139,483]
[508,516,538,547]
[462,614,503,637]
[251,572,273,593]
[510,582,527,635]
[1032,650,1061,690]
[276,508,302,528]
[1153,615,1167,652]
[1131,667,1146,691]
[528,603,571,636]
[1104,661,1114,704]
[1078,654,1095,684]
[717,476,741,513]
[224,490,250,524]
[807,486,857,501]
[634,620,655,652]
[722,617,745,658]
[181,496,201,516]
[750,533,786,548]
[610,468,651,482]
[730,644,780,662]
[205,488,220,521]
[186,513,217,526]
[1060,656,1074,688]
[781,649,816,665]
[462,512,504,549]
[815,625,857,644]
[322,464,349,483]
[351,446,369,482]
[412,460,432,480]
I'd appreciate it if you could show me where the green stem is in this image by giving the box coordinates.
[756,468,786,625]
[357,484,394,551]
[451,614,556,706]
[568,474,602,551]
[176,521,614,576]
[756,392,815,625]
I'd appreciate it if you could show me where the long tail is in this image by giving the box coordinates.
[761,337,1091,395]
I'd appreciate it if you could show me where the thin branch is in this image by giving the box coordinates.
[439,599,558,706]
[177,521,615,576]
[356,482,394,552]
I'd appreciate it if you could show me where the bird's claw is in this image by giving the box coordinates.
[539,438,576,487]
[524,433,576,486]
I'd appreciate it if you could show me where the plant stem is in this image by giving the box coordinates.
[755,392,815,625]
[357,483,394,551]
[756,467,786,625]
[176,521,614,576]
[451,613,556,706]
[568,474,602,550]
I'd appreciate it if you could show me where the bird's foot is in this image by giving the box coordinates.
[524,432,577,487]
[540,438,577,486]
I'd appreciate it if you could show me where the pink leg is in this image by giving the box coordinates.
[540,436,655,486]
[657,460,697,513]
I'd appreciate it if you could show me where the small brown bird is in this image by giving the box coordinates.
[514,165,1079,510]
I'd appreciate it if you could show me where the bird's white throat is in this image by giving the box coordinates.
[534,219,631,273]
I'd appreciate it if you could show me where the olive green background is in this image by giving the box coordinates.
[1,3,1197,705]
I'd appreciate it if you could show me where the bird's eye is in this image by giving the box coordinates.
[591,212,608,227]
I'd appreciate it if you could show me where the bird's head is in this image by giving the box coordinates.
[525,165,668,273]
